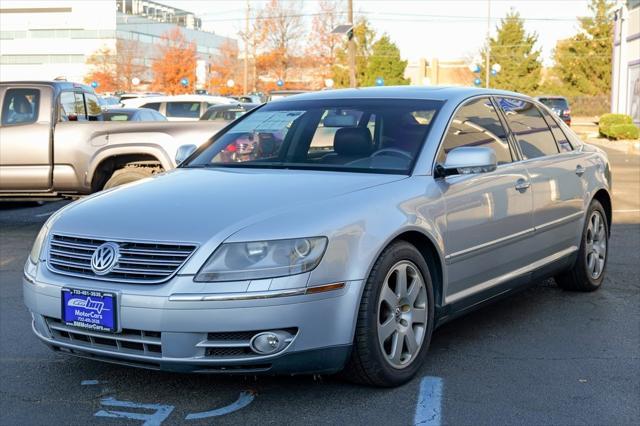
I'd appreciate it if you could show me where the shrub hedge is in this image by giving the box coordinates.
[599,113,637,139]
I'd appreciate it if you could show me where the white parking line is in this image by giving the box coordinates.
[95,397,174,425]
[80,379,100,385]
[613,209,640,213]
[185,390,255,420]
[34,211,55,218]
[414,376,443,426]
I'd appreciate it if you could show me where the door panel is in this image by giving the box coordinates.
[0,86,52,191]
[440,165,534,303]
[497,97,585,260]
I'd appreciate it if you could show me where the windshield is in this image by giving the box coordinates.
[538,98,569,111]
[185,98,443,174]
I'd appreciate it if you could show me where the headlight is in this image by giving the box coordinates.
[195,237,327,282]
[29,223,50,264]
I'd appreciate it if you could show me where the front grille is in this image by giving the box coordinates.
[47,234,197,283]
[45,317,162,357]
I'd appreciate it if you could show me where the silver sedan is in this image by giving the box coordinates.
[24,87,612,387]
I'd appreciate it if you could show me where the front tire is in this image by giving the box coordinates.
[555,200,609,292]
[344,241,435,387]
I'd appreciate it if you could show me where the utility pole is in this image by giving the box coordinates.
[485,0,491,88]
[243,0,250,94]
[348,0,356,88]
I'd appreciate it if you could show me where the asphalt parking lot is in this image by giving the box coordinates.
[1,144,638,426]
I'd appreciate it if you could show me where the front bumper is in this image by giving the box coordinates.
[24,273,363,374]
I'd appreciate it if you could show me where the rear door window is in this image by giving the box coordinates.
[166,101,201,118]
[539,107,572,152]
[497,98,559,159]
[59,91,87,120]
[437,97,513,165]
[1,88,40,125]
[84,92,102,119]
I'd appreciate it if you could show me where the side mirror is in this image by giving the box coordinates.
[438,146,497,177]
[175,144,197,166]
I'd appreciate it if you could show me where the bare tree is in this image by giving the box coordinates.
[115,39,145,92]
[307,0,342,84]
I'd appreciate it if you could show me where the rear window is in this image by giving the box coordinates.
[166,102,201,118]
[104,113,132,121]
[1,88,40,125]
[538,98,569,111]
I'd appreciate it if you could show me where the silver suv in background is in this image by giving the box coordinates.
[0,81,226,199]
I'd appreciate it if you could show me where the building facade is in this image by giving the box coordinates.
[404,58,474,87]
[0,0,236,90]
[612,0,640,125]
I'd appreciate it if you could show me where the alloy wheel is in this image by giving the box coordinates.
[377,260,428,369]
[585,210,607,279]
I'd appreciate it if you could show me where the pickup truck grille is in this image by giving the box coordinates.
[47,234,197,283]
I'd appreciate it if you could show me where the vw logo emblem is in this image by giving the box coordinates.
[91,242,120,275]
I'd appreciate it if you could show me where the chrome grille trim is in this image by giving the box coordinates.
[46,233,198,283]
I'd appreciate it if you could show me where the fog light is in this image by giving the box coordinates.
[249,330,293,355]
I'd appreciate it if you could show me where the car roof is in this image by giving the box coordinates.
[205,103,259,112]
[270,86,529,104]
[104,108,157,114]
[0,80,95,92]
[122,94,234,106]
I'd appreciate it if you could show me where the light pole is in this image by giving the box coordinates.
[348,0,356,88]
[485,0,491,88]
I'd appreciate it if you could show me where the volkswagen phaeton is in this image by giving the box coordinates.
[24,87,612,387]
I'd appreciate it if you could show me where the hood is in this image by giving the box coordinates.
[51,168,405,244]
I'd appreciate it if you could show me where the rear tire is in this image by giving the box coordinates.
[344,241,434,387]
[103,167,156,190]
[555,200,609,292]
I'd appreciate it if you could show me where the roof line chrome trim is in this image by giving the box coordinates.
[169,282,346,302]
[445,246,578,304]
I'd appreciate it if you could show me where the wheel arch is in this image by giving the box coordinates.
[363,228,445,310]
[592,188,612,233]
[90,152,166,192]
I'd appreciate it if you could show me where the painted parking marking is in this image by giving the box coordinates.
[81,379,100,385]
[94,397,174,426]
[414,376,443,426]
[185,390,256,420]
[34,211,56,218]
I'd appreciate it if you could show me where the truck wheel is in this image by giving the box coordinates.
[344,241,434,387]
[103,167,156,190]
[555,200,609,292]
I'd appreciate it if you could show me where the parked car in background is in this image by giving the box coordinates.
[122,94,234,121]
[535,96,571,126]
[0,81,227,198]
[229,94,264,103]
[268,90,310,101]
[200,103,259,122]
[98,95,120,110]
[118,92,163,103]
[103,108,167,122]
[24,87,611,387]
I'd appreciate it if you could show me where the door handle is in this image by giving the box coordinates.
[575,165,585,177]
[515,179,530,192]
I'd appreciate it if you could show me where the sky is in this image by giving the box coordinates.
[164,0,594,66]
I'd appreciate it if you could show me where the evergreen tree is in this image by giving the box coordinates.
[552,0,614,95]
[332,17,376,88]
[480,11,542,93]
[363,35,410,86]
